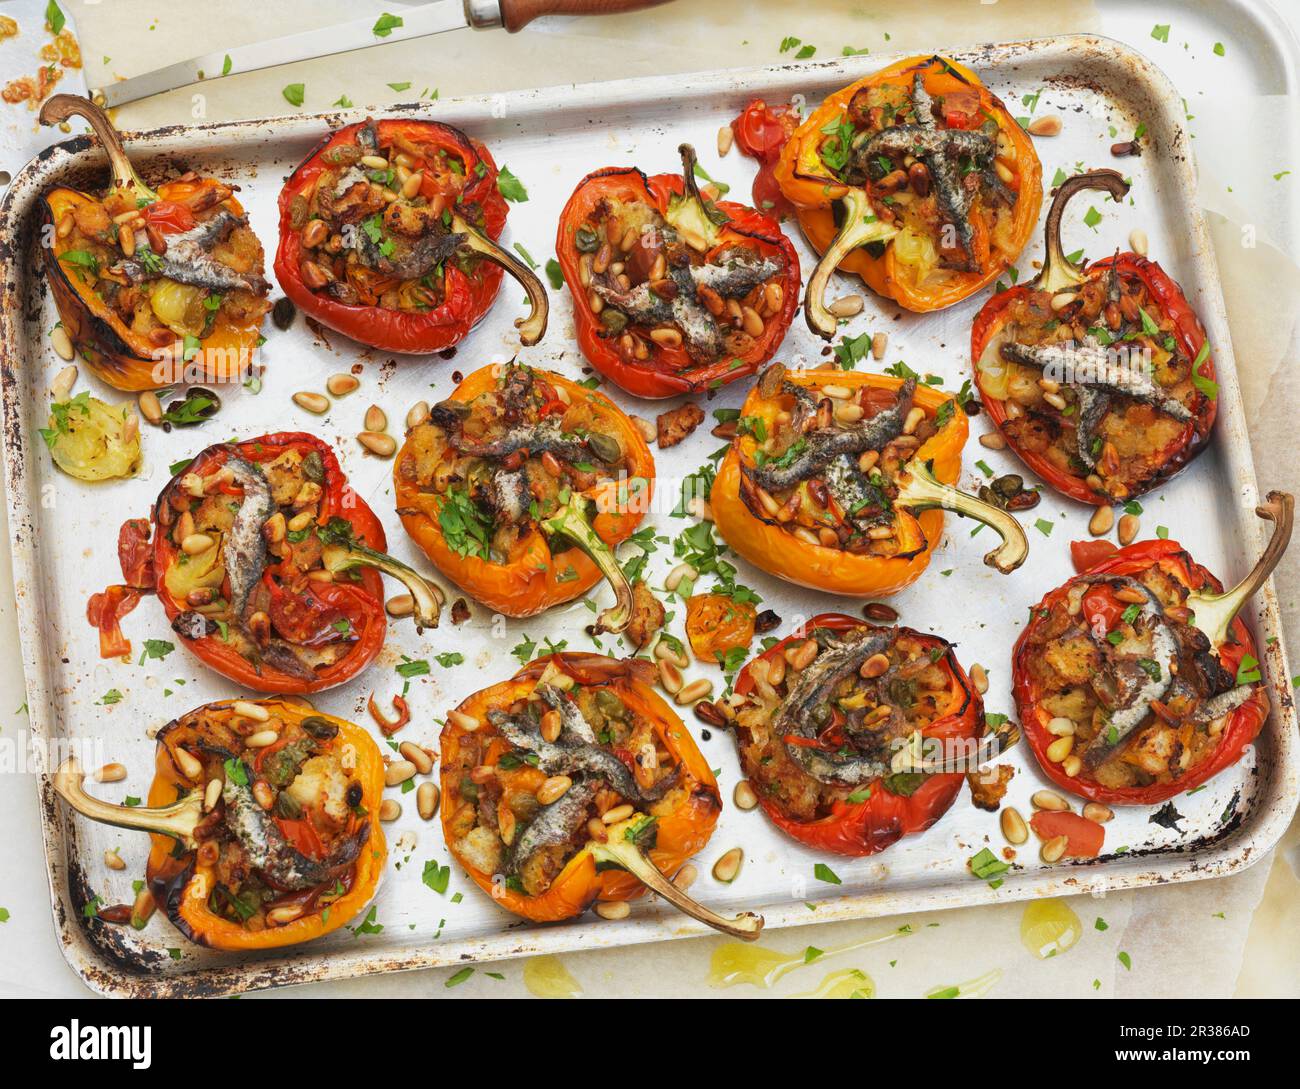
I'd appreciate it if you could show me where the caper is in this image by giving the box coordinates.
[163,387,221,428]
[585,431,622,464]
[301,450,325,484]
[993,473,1023,499]
[345,782,363,807]
[600,309,628,335]
[300,715,338,740]
[594,688,626,720]
[575,226,600,253]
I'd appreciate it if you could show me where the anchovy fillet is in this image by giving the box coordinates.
[774,627,897,785]
[507,778,597,876]
[222,764,369,891]
[744,377,915,493]
[222,456,273,627]
[689,253,783,297]
[454,415,591,462]
[115,210,268,295]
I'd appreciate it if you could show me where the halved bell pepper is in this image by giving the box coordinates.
[440,651,762,938]
[971,170,1216,505]
[393,363,654,632]
[1013,492,1291,805]
[52,697,386,949]
[274,117,546,354]
[109,432,444,693]
[38,95,270,391]
[556,144,800,398]
[711,365,1028,597]
[773,55,1042,329]
[730,614,1011,856]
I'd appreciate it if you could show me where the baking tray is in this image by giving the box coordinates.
[1,33,1295,997]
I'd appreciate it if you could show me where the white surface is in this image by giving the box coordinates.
[0,0,1297,999]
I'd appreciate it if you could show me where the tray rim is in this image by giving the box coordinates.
[1,31,1295,998]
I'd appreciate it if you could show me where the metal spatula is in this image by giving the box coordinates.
[94,0,674,109]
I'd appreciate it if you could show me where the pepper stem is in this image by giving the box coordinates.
[589,822,764,941]
[663,143,726,248]
[804,187,899,339]
[541,491,633,634]
[321,541,445,629]
[894,458,1029,574]
[917,717,1021,773]
[38,94,159,204]
[1187,490,1293,647]
[1036,170,1130,294]
[52,757,202,848]
[450,212,548,345]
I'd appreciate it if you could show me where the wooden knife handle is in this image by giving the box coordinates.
[494,0,675,33]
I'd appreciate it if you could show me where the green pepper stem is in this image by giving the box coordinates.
[1036,170,1130,293]
[38,94,159,204]
[450,212,548,346]
[588,826,764,941]
[541,492,632,634]
[321,541,445,629]
[1187,490,1293,647]
[52,757,202,848]
[804,187,899,339]
[894,459,1029,574]
[916,717,1021,773]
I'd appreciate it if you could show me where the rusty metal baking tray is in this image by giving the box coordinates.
[1,34,1295,996]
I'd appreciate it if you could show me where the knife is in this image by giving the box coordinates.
[93,0,673,109]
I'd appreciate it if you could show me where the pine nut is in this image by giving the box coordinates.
[717,125,734,156]
[203,777,222,811]
[105,849,125,871]
[1083,802,1114,824]
[358,431,397,458]
[586,817,608,842]
[286,509,315,534]
[834,402,864,424]
[417,782,440,820]
[233,699,270,722]
[385,760,417,787]
[293,391,329,414]
[978,431,1006,450]
[1129,228,1148,256]
[860,652,890,679]
[970,663,989,694]
[400,742,433,775]
[1050,291,1078,311]
[871,331,888,359]
[1031,789,1070,812]
[179,533,212,555]
[1089,506,1115,536]
[1001,806,1029,844]
[994,159,1015,185]
[741,306,765,338]
[1117,513,1139,546]
[1040,835,1069,863]
[664,561,698,592]
[130,392,161,429]
[653,638,690,670]
[94,762,127,783]
[602,803,635,825]
[649,327,683,348]
[821,383,853,400]
[385,594,414,618]
[631,415,656,443]
[1046,735,1074,763]
[595,899,631,921]
[535,775,572,805]
[326,373,359,396]
[447,710,480,732]
[253,781,274,809]
[402,171,424,199]
[364,404,387,432]
[361,154,389,169]
[267,904,304,926]
[540,709,562,743]
[673,863,698,891]
[244,730,280,749]
[903,407,925,435]
[1046,717,1075,736]
[406,400,430,429]
[712,846,744,883]
[379,799,402,822]
[785,639,818,671]
[733,780,758,811]
[675,678,713,706]
[1062,755,1083,777]
[1027,115,1062,137]
[50,362,77,398]
[658,659,685,695]
[828,294,864,318]
[1043,391,1068,412]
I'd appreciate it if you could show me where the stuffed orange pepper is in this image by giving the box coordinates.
[394,362,654,632]
[711,364,1028,596]
[39,95,270,391]
[773,55,1042,331]
[52,698,386,949]
[440,652,761,938]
